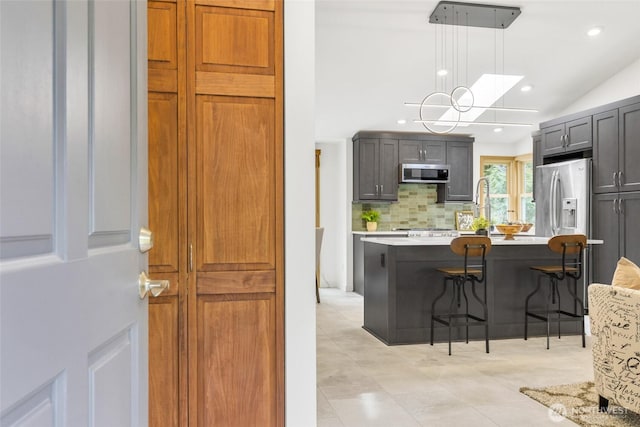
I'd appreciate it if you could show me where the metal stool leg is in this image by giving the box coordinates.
[553,278,562,339]
[431,277,450,346]
[565,276,586,348]
[524,275,543,341]
[470,279,489,353]
[461,279,470,344]
[447,279,459,356]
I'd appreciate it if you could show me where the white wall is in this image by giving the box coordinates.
[284,1,316,426]
[557,57,640,116]
[504,58,640,155]
[510,56,640,158]
[317,140,348,291]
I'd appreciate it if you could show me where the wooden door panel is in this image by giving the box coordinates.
[195,6,274,75]
[197,270,275,294]
[149,298,180,427]
[196,0,275,11]
[196,96,275,271]
[148,1,177,69]
[149,93,180,273]
[197,294,276,426]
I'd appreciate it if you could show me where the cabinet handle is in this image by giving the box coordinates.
[613,172,618,187]
[375,184,379,195]
[419,149,423,160]
[619,199,624,215]
[380,184,383,194]
[189,243,193,272]
[613,199,617,214]
[618,171,624,186]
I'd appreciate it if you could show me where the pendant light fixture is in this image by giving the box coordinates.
[406,1,537,134]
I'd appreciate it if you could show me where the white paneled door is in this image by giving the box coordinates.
[1,1,149,426]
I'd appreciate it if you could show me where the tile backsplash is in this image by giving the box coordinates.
[352,184,476,231]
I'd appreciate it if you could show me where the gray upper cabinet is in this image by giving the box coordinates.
[619,102,640,193]
[398,140,446,164]
[593,109,619,194]
[593,102,640,194]
[353,131,473,203]
[541,116,592,157]
[379,139,399,200]
[444,140,473,201]
[353,136,398,201]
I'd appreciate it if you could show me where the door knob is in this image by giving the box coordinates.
[138,271,169,299]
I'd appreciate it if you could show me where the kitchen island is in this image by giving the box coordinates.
[362,235,601,345]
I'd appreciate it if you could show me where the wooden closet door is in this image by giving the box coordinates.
[148,1,188,426]
[188,1,284,426]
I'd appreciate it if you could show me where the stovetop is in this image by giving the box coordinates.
[392,228,459,237]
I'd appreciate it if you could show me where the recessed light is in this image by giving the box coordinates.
[587,27,602,37]
[520,85,533,92]
[437,69,448,77]
[494,127,503,133]
[397,119,407,125]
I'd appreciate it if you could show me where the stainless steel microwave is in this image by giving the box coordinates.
[399,163,450,183]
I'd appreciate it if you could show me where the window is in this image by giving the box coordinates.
[479,155,534,226]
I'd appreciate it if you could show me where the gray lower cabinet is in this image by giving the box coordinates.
[444,140,473,201]
[541,116,592,157]
[592,191,640,284]
[353,234,400,295]
[353,137,398,201]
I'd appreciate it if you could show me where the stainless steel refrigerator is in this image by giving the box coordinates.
[535,158,591,238]
[535,158,592,308]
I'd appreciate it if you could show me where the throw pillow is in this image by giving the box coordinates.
[612,257,640,290]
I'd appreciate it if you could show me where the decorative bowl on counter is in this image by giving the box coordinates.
[494,223,524,240]
[520,223,533,233]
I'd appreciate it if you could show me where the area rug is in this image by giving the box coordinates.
[520,381,640,426]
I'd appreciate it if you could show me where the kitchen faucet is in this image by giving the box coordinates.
[474,177,491,230]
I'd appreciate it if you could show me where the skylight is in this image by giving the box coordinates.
[436,74,524,127]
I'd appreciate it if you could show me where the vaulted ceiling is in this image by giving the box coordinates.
[315,0,640,144]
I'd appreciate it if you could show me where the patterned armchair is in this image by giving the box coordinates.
[588,283,640,414]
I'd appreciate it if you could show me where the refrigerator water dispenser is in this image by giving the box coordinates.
[561,198,578,228]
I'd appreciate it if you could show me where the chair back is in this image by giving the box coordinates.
[316,227,324,268]
[450,236,491,281]
[548,234,586,279]
[450,236,492,257]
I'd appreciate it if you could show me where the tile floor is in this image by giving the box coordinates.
[317,288,594,427]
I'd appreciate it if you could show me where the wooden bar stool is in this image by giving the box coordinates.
[524,234,586,349]
[431,236,491,356]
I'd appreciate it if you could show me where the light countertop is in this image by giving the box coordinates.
[360,236,604,246]
[352,231,408,236]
